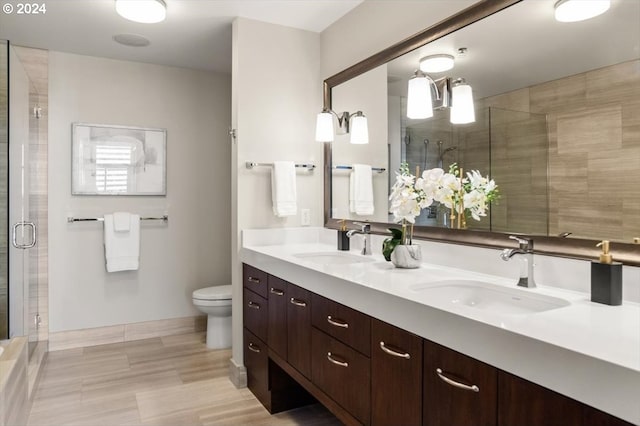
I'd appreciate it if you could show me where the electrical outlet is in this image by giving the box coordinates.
[301,209,311,226]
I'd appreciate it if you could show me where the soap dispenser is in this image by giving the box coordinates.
[337,220,350,251]
[591,240,622,306]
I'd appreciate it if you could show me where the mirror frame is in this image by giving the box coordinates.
[322,0,640,265]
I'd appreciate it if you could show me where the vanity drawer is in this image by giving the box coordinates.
[243,288,268,342]
[423,339,497,426]
[243,263,268,298]
[311,328,371,425]
[243,328,269,408]
[312,293,371,356]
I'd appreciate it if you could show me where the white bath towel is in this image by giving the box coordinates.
[350,164,374,216]
[113,212,131,232]
[271,161,297,217]
[104,213,140,272]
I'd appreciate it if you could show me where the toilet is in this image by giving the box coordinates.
[192,285,232,349]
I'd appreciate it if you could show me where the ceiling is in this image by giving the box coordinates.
[0,0,363,74]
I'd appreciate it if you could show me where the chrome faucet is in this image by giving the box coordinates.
[346,222,372,255]
[500,235,536,288]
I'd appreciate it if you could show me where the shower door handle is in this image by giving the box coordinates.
[12,222,37,249]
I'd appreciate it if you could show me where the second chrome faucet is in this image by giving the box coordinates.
[501,235,536,288]
[346,222,372,255]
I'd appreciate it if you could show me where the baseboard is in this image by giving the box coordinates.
[228,357,247,388]
[49,315,206,351]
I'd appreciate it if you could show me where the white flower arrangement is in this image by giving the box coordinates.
[389,162,498,232]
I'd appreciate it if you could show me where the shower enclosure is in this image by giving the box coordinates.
[399,105,548,234]
[1,40,48,361]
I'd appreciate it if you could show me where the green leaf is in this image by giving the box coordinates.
[382,227,403,261]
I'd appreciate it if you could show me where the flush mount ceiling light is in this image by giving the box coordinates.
[113,33,151,47]
[115,0,167,24]
[419,54,455,73]
[554,0,610,22]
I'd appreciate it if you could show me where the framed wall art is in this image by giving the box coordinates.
[71,123,167,196]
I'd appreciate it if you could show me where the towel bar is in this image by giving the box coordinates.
[333,165,386,173]
[67,215,169,223]
[245,161,315,171]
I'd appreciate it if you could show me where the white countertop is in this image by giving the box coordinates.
[240,228,640,424]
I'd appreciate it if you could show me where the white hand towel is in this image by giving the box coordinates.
[351,164,374,216]
[104,213,140,272]
[113,212,131,232]
[349,172,356,213]
[271,161,297,217]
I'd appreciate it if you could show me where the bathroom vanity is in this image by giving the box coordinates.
[240,229,639,426]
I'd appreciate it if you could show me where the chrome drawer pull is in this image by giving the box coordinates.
[290,298,307,307]
[270,288,284,296]
[327,352,348,368]
[379,341,411,359]
[327,316,349,329]
[247,276,261,284]
[248,342,261,353]
[247,301,261,309]
[436,368,480,393]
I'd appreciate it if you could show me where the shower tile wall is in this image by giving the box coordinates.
[484,59,640,241]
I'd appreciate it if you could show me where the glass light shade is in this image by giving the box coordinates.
[450,82,475,124]
[554,0,610,22]
[115,0,167,24]
[350,115,369,144]
[407,75,433,119]
[419,54,455,73]
[315,111,334,142]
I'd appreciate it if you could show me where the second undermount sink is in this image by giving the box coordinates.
[410,279,570,315]
[293,251,376,265]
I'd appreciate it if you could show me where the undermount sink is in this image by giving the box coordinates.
[293,252,375,265]
[410,279,570,315]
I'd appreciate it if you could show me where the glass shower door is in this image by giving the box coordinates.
[0,40,8,340]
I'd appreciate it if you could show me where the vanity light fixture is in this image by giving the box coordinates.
[407,70,434,119]
[419,54,455,73]
[115,0,167,24]
[554,0,610,22]
[450,78,475,124]
[315,109,369,144]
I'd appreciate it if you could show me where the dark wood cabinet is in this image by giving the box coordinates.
[312,293,371,356]
[424,339,498,426]
[242,263,632,426]
[287,283,312,379]
[498,372,634,426]
[267,276,288,359]
[371,318,423,426]
[311,327,371,425]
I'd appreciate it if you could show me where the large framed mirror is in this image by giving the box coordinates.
[323,0,640,264]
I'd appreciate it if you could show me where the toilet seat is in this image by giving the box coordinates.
[192,285,232,301]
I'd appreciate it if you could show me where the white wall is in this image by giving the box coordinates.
[230,18,322,368]
[48,52,231,332]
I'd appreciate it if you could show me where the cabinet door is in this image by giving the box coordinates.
[287,283,312,379]
[371,319,423,426]
[424,340,497,426]
[267,275,288,359]
[244,328,269,409]
[498,371,608,426]
[311,327,371,425]
[243,288,268,342]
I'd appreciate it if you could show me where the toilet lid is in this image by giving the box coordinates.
[193,285,232,300]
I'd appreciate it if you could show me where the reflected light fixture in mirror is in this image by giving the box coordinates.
[314,109,369,144]
[407,70,434,119]
[420,54,455,73]
[554,0,610,22]
[115,0,167,23]
[450,78,475,124]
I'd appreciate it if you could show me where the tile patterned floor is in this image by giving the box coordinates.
[28,332,342,426]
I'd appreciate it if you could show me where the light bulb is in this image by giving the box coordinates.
[315,111,334,142]
[407,73,433,119]
[450,80,475,124]
[350,114,369,144]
